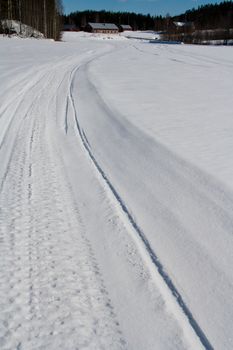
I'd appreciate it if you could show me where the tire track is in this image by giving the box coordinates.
[69,59,213,350]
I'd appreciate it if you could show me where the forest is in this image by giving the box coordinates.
[0,0,63,40]
[0,1,232,41]
[64,1,233,32]
[63,10,165,31]
[175,1,233,29]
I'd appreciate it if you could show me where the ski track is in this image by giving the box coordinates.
[71,40,233,350]
[132,42,233,69]
[1,37,232,349]
[0,59,126,350]
[67,54,213,350]
[0,43,207,350]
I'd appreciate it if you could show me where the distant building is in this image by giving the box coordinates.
[119,24,133,32]
[85,23,119,34]
[63,24,78,32]
[172,22,195,32]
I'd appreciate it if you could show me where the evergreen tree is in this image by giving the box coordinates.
[63,2,233,32]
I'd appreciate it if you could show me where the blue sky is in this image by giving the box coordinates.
[63,0,224,16]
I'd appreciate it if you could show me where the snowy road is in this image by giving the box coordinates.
[0,33,233,349]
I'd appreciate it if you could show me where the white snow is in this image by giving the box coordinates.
[62,31,127,42]
[1,19,43,38]
[120,30,160,40]
[63,30,160,42]
[0,32,233,349]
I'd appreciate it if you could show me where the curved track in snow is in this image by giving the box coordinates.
[70,40,233,350]
[0,56,126,350]
[69,61,211,350]
[1,35,233,349]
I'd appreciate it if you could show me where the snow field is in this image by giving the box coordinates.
[0,59,126,349]
[0,32,233,349]
[72,36,233,349]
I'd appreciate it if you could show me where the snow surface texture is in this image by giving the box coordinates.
[0,32,233,349]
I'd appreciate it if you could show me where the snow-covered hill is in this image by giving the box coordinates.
[0,32,233,349]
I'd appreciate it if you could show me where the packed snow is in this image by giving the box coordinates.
[0,31,233,349]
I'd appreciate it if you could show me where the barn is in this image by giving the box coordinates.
[119,24,133,32]
[63,24,78,32]
[85,23,119,34]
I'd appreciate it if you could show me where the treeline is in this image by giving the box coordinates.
[2,1,231,40]
[63,10,167,31]
[163,1,233,43]
[0,0,63,39]
[64,1,233,32]
[175,1,233,30]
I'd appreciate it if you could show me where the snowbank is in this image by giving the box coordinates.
[1,19,43,38]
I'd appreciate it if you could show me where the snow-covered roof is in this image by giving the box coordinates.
[87,23,119,30]
[119,24,132,30]
[174,21,185,27]
[173,21,194,27]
